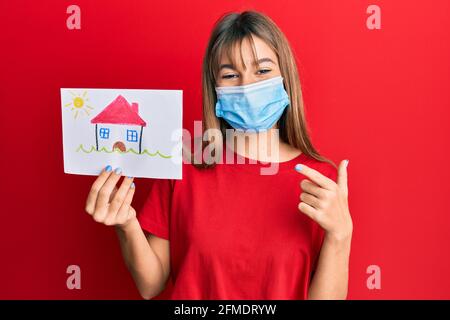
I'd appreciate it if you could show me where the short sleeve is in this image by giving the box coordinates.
[137,178,173,240]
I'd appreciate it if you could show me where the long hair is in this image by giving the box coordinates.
[190,10,336,169]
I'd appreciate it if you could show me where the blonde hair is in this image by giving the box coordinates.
[193,10,336,169]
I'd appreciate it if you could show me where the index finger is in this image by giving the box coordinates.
[85,165,113,214]
[295,163,335,190]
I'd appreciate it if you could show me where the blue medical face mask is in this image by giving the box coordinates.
[215,75,290,132]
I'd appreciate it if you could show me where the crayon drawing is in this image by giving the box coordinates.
[90,94,147,155]
[61,88,183,179]
[64,90,94,119]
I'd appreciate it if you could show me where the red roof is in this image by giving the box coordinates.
[90,95,147,126]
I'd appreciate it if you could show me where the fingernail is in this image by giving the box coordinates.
[130,182,135,189]
[105,165,112,172]
[345,159,349,168]
[295,164,302,172]
[114,167,122,175]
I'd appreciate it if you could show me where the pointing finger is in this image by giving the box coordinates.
[295,163,335,190]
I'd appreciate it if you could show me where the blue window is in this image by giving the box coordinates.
[127,129,138,142]
[99,127,110,139]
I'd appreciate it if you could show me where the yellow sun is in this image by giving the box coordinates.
[65,90,94,119]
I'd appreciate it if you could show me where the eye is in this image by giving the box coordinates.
[257,69,271,75]
[222,73,238,79]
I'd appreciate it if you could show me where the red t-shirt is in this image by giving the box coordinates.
[137,147,337,300]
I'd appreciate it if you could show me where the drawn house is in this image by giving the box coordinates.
[90,95,147,154]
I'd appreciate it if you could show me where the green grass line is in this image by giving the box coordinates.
[75,144,172,158]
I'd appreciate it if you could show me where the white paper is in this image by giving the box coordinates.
[60,88,182,179]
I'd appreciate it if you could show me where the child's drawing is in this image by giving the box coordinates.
[65,90,94,119]
[61,88,182,179]
[90,95,147,154]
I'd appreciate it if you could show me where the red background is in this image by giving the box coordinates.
[1,0,449,299]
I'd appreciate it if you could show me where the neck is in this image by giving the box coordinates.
[229,127,281,162]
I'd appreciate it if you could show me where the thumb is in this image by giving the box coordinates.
[337,159,349,194]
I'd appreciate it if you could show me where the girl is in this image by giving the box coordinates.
[85,11,353,300]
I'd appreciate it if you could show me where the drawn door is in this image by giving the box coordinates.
[113,141,126,152]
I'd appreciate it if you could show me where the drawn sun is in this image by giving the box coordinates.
[65,90,94,119]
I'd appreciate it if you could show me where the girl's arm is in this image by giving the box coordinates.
[308,234,351,299]
[85,166,170,300]
[295,160,353,300]
[115,219,170,300]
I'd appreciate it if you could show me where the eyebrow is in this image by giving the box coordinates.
[219,57,276,71]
